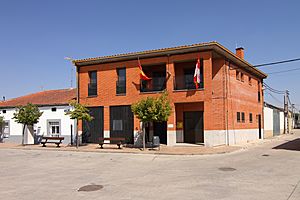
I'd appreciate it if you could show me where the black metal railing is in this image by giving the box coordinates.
[116,80,126,95]
[140,77,166,93]
[173,75,204,90]
[88,83,97,96]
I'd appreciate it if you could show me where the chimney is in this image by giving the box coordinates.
[236,47,244,59]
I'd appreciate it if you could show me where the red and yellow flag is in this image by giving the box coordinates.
[138,59,151,81]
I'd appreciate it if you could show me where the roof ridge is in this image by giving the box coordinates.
[73,41,217,63]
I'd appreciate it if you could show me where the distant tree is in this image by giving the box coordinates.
[66,100,93,148]
[13,103,43,145]
[131,91,172,150]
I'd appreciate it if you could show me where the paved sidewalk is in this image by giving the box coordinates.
[0,142,241,155]
[1,130,298,155]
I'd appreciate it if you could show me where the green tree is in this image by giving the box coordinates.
[131,91,172,150]
[66,100,93,148]
[13,103,43,145]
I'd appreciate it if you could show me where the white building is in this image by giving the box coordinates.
[0,89,76,144]
[264,102,285,138]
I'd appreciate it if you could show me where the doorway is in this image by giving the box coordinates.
[183,111,204,144]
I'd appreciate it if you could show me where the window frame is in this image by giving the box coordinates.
[241,73,244,82]
[116,68,126,95]
[47,119,61,137]
[249,113,253,123]
[3,120,10,138]
[88,71,97,96]
[241,112,245,123]
[236,71,240,81]
[237,112,241,122]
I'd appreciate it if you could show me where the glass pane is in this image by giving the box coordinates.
[113,120,123,131]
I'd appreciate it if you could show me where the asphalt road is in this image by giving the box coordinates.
[1,130,300,200]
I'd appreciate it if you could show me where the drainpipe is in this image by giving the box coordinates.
[225,60,230,145]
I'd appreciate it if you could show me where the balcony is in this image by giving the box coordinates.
[174,60,204,91]
[88,83,97,96]
[140,77,166,93]
[139,64,166,93]
[173,75,204,90]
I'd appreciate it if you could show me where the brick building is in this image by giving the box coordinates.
[74,41,267,147]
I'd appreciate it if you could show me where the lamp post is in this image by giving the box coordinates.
[64,57,78,147]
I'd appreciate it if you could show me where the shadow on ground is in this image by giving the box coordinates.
[273,138,300,151]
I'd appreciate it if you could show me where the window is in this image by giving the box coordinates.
[241,112,245,123]
[237,112,241,122]
[258,91,261,102]
[113,120,123,131]
[249,77,252,85]
[3,120,10,138]
[249,113,253,123]
[184,69,196,89]
[241,73,244,82]
[88,71,97,96]
[48,120,61,136]
[2,110,6,114]
[51,107,57,112]
[236,71,240,80]
[116,68,126,95]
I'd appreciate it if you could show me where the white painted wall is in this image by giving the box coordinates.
[0,105,75,144]
[280,112,284,133]
[264,107,273,131]
[204,129,259,147]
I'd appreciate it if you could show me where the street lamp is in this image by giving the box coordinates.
[64,56,77,147]
[64,57,74,89]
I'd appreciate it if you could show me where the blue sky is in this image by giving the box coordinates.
[0,0,300,110]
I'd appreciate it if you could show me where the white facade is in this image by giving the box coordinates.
[0,105,75,144]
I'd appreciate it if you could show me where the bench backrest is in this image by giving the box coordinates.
[99,137,125,141]
[42,136,65,140]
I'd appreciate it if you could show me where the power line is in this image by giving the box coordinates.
[267,67,300,74]
[263,83,285,94]
[265,91,283,105]
[254,57,300,68]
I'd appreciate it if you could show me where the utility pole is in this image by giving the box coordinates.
[284,90,289,134]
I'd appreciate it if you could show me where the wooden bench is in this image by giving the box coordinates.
[99,137,125,149]
[41,136,64,148]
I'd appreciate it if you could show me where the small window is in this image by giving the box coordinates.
[113,120,123,131]
[116,68,126,95]
[48,120,61,136]
[249,113,253,123]
[249,77,252,85]
[2,110,6,114]
[51,107,57,112]
[237,112,241,122]
[241,112,245,123]
[3,120,10,138]
[88,71,97,96]
[241,73,244,82]
[236,71,240,80]
[258,91,261,102]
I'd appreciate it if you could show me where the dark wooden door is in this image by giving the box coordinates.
[184,111,204,144]
[82,106,104,143]
[153,121,167,144]
[110,106,134,144]
[258,114,262,139]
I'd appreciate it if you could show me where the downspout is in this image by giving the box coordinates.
[225,59,229,145]
[75,63,79,148]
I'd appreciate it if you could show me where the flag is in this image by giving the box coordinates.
[194,58,201,89]
[138,59,151,81]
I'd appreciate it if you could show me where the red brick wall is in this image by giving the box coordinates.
[77,51,264,132]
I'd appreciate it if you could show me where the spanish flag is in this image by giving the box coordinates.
[194,58,201,89]
[138,59,151,81]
